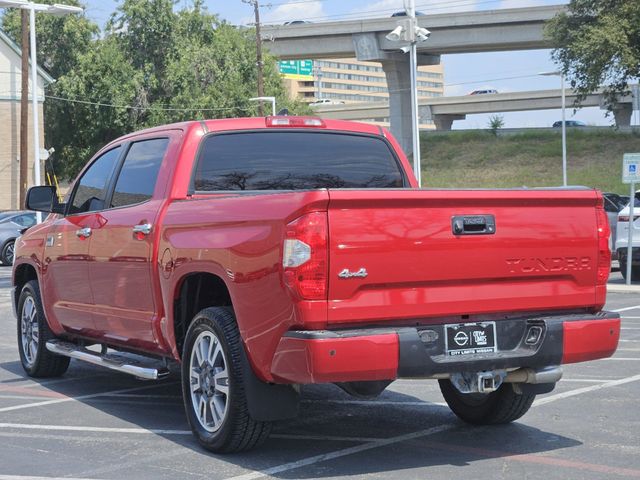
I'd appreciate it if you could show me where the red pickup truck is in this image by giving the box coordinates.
[14,116,620,453]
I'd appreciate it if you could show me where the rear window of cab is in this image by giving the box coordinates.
[193,131,406,191]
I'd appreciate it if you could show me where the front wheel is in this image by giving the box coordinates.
[438,379,535,425]
[17,280,70,377]
[181,307,271,453]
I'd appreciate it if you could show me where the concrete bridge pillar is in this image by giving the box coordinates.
[380,57,413,159]
[352,32,440,160]
[613,103,632,128]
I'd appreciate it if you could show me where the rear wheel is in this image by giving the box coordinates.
[438,379,535,425]
[1,239,15,265]
[181,307,271,453]
[17,280,70,377]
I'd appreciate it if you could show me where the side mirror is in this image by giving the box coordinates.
[25,186,65,214]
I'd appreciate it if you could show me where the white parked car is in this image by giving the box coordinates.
[309,98,345,107]
[615,191,640,281]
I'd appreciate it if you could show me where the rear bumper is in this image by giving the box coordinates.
[270,312,620,384]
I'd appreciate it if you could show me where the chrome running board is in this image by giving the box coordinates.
[46,340,170,380]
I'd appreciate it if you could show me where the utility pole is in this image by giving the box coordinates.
[244,0,265,116]
[19,9,29,208]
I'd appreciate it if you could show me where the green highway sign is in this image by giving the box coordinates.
[278,60,314,79]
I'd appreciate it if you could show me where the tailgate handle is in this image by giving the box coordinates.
[452,215,495,235]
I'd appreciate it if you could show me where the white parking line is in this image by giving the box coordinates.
[0,476,97,480]
[604,357,640,361]
[225,373,640,480]
[0,395,53,400]
[0,374,109,390]
[534,373,640,406]
[0,382,178,413]
[613,305,640,312]
[227,424,456,480]
[0,423,191,435]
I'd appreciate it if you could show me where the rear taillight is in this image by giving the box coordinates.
[283,212,328,300]
[596,206,611,285]
[618,215,639,222]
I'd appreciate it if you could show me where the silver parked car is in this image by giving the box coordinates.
[0,211,36,265]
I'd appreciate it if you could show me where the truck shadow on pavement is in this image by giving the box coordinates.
[0,360,581,477]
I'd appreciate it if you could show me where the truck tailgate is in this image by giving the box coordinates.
[327,189,601,325]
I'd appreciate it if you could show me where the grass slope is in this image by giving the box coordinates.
[421,129,640,194]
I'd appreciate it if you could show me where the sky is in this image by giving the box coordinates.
[71,0,630,128]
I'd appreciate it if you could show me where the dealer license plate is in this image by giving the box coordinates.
[445,322,497,356]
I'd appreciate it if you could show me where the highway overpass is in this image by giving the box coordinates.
[262,5,567,158]
[262,5,564,60]
[313,89,636,130]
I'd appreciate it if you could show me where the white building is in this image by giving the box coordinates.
[0,29,54,210]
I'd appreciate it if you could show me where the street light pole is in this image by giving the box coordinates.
[540,70,567,186]
[0,1,83,221]
[408,0,421,187]
[560,72,567,187]
[249,96,276,116]
[28,5,41,205]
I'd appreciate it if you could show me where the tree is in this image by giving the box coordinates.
[46,37,144,177]
[546,0,640,109]
[3,0,310,179]
[488,114,505,136]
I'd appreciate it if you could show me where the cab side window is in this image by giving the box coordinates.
[110,138,169,208]
[69,147,121,215]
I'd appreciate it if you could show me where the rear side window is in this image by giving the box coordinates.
[194,131,404,191]
[70,146,121,215]
[111,138,169,208]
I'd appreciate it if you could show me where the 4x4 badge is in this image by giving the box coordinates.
[338,268,368,279]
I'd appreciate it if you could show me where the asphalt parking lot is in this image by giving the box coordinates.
[0,267,639,480]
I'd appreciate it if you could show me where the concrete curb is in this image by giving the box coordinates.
[607,284,640,293]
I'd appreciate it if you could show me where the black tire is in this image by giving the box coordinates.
[1,239,15,265]
[438,379,535,425]
[17,280,70,377]
[181,307,271,453]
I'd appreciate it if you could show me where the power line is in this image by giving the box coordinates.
[258,0,540,25]
[44,94,252,112]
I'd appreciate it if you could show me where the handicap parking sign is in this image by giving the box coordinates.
[623,153,640,183]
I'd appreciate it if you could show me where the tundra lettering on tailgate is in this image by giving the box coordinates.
[505,256,592,273]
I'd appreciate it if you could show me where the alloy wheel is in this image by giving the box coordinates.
[189,330,230,432]
[20,296,39,367]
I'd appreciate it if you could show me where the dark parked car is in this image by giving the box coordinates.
[553,120,586,128]
[0,211,36,265]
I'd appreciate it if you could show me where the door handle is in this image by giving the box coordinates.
[76,227,92,239]
[132,223,152,236]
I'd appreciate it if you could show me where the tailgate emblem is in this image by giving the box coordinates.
[338,268,368,279]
